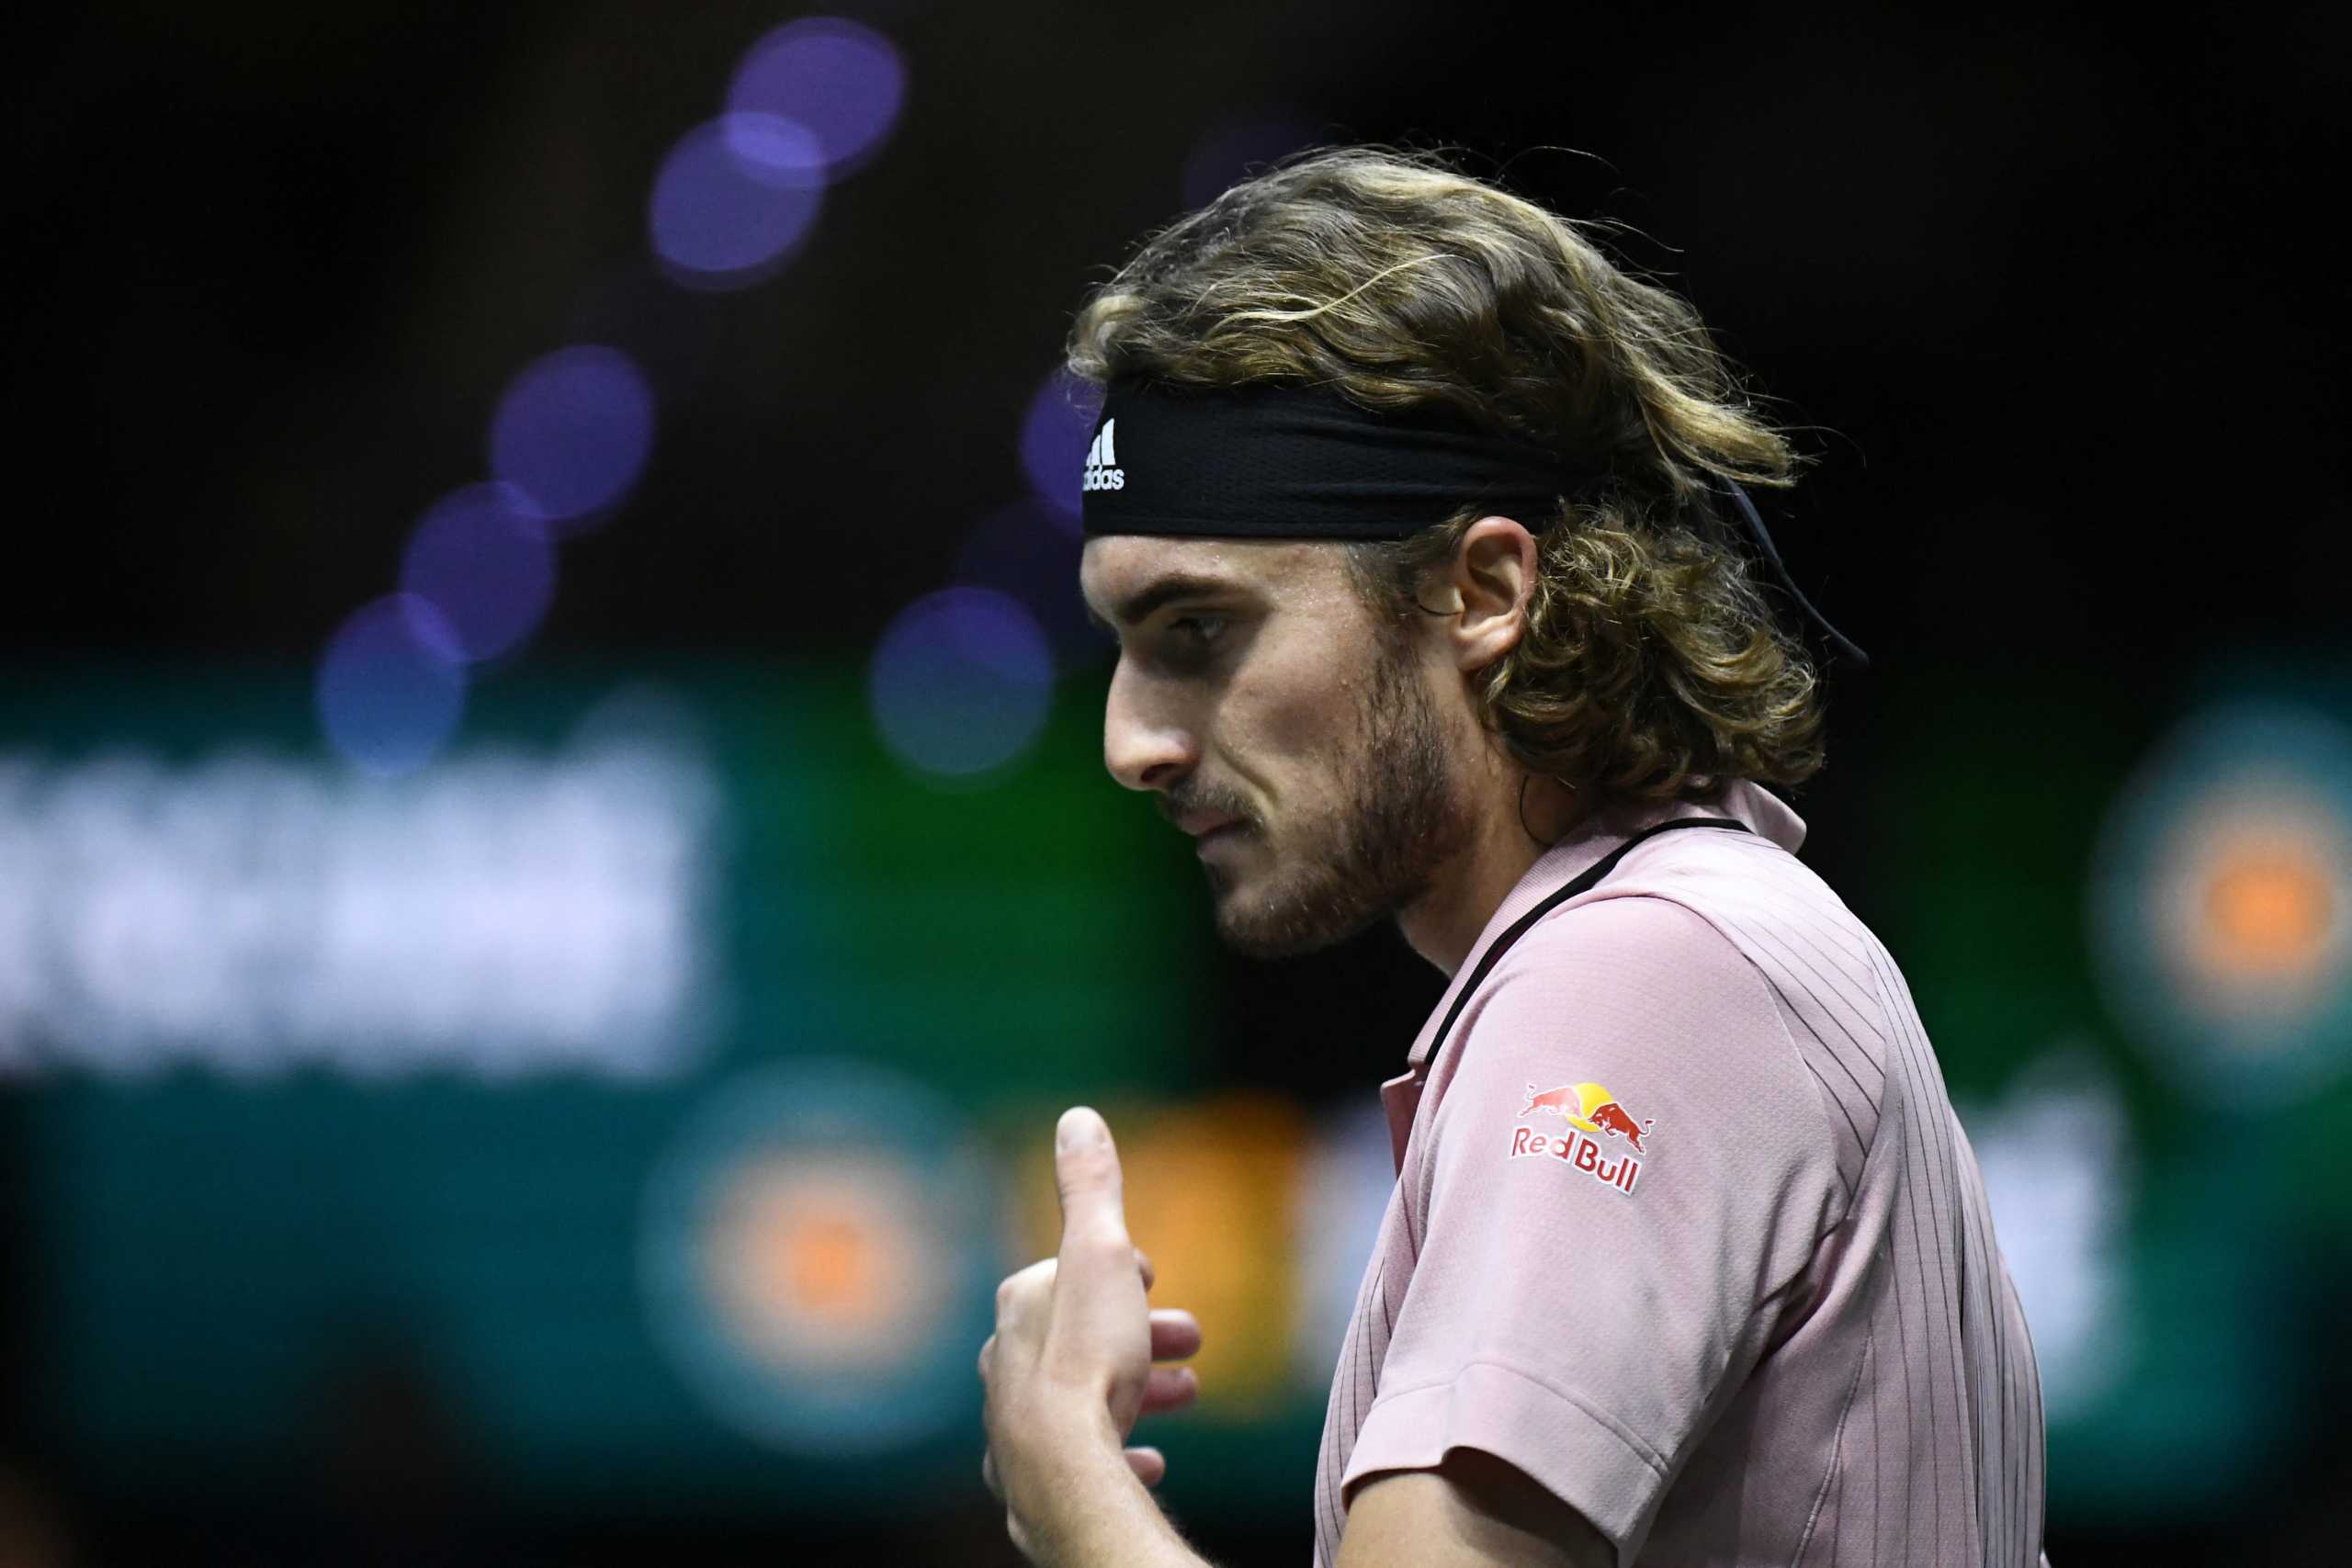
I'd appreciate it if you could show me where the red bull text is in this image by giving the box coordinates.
[1511,1082,1655,1194]
[1508,1123,1642,1192]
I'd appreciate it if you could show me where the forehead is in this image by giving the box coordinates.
[1079,536,1339,625]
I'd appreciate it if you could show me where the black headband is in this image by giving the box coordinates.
[1078,378,1868,667]
[1079,379,1594,541]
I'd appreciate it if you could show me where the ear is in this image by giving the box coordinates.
[1434,516,1539,672]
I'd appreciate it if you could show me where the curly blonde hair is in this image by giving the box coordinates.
[1065,144,1827,802]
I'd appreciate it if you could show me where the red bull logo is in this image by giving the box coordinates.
[1510,1081,1655,1195]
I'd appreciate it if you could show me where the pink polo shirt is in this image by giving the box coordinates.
[1310,781,2048,1566]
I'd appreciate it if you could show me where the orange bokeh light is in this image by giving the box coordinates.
[2199,849,2333,980]
[775,1212,878,1319]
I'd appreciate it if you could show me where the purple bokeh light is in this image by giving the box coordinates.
[728,17,907,182]
[868,588,1055,781]
[955,502,1105,666]
[1020,369,1103,527]
[316,593,468,778]
[398,482,557,663]
[721,112,827,189]
[649,115,827,287]
[489,345,655,524]
[1181,112,1321,209]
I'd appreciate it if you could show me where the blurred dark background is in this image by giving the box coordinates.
[4,2,2347,1563]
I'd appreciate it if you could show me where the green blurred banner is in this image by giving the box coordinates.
[4,665,1230,1517]
[5,662,2348,1528]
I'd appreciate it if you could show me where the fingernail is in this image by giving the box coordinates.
[1057,1106,1105,1150]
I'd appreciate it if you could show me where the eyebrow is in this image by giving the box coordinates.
[1083,572,1247,635]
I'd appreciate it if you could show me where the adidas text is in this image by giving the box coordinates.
[1082,419,1125,491]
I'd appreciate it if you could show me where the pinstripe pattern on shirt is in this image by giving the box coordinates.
[1309,784,2046,1566]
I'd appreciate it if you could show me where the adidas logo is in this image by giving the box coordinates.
[1081,419,1125,492]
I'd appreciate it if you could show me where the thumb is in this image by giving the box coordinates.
[1050,1107,1149,1423]
[1053,1106,1129,1249]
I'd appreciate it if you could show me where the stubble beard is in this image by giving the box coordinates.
[1206,634,1474,960]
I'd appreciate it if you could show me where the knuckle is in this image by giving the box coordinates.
[1080,1233,1131,1268]
[993,1258,1057,1320]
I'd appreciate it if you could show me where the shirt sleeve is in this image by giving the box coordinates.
[1340,892,1850,1560]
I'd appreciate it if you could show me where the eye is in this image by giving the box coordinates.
[1169,615,1228,646]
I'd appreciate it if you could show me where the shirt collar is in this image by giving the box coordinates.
[1401,780,1805,1068]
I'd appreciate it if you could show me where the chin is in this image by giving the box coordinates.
[1210,875,1392,961]
[1215,916,1335,962]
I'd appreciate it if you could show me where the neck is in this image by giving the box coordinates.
[1395,772,1585,977]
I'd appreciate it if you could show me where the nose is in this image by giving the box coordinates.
[1102,660,1195,793]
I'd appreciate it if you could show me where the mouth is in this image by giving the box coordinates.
[1173,807,1244,840]
[1189,817,1254,862]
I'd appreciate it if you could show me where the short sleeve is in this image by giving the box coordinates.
[1340,893,1849,1560]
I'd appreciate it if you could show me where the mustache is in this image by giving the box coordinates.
[1159,787,1256,830]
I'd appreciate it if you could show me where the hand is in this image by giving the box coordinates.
[978,1108,1204,1549]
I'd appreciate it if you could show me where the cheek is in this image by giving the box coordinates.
[1204,611,1395,796]
[1215,661,1351,787]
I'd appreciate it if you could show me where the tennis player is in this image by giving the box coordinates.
[978,146,2047,1567]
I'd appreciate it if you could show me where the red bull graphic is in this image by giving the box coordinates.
[1518,1083,1583,1120]
[1587,1100,1650,1154]
[1510,1081,1655,1195]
